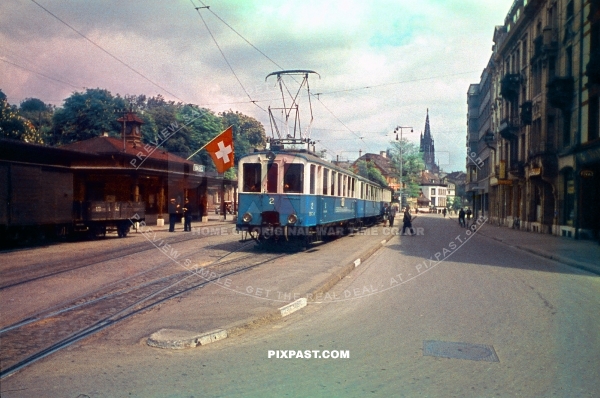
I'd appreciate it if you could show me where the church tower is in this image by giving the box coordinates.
[420,109,438,173]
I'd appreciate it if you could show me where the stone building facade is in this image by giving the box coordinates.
[468,0,600,241]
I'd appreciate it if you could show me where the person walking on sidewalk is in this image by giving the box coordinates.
[458,208,466,228]
[442,208,447,218]
[466,208,472,227]
[382,203,390,227]
[389,205,398,227]
[402,207,414,235]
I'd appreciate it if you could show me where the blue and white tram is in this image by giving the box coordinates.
[236,144,392,245]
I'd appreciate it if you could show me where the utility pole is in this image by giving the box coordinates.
[394,126,413,207]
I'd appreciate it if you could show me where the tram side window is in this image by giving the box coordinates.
[323,168,329,195]
[338,173,343,197]
[267,162,278,193]
[284,163,304,193]
[331,172,336,196]
[310,164,316,194]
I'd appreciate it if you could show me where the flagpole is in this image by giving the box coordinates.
[186,125,233,160]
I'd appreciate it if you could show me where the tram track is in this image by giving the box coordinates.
[0,245,285,379]
[0,223,235,290]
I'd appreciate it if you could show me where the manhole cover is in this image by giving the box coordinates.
[423,340,499,362]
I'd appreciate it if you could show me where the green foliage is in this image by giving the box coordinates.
[354,160,388,187]
[19,98,54,143]
[7,89,267,177]
[0,90,44,143]
[389,139,425,197]
[53,88,127,144]
[220,110,266,163]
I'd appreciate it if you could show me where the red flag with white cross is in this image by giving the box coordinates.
[205,126,234,173]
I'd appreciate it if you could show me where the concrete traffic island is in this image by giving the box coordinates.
[145,227,396,350]
[147,328,227,349]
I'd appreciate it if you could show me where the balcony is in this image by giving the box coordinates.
[586,49,600,86]
[498,117,520,140]
[531,28,558,63]
[500,74,521,102]
[547,76,574,110]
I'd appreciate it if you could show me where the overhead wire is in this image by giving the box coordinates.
[0,58,82,90]
[28,0,184,102]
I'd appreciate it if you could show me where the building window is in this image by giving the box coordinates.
[589,96,599,141]
[564,169,575,226]
[566,46,573,77]
[563,113,572,147]
[431,188,436,195]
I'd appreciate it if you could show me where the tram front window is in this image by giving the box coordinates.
[283,164,304,193]
[243,163,261,192]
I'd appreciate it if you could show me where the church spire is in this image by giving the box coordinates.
[419,109,437,172]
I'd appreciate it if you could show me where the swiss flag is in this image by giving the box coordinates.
[205,126,234,173]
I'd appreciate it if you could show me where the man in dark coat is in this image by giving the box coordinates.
[183,198,192,232]
[458,208,466,228]
[402,207,413,235]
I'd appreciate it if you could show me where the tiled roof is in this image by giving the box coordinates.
[354,153,396,176]
[60,136,192,164]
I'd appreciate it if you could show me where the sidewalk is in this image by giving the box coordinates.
[447,215,600,276]
[126,223,396,349]
[138,213,235,233]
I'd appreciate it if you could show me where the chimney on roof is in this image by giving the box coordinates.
[380,151,387,158]
[359,149,362,158]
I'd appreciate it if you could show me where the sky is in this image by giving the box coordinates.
[0,0,515,172]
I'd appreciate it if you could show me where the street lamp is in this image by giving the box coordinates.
[394,126,413,207]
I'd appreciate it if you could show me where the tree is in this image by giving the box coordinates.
[19,98,54,143]
[354,160,388,187]
[0,90,43,143]
[389,140,425,198]
[219,110,267,164]
[53,88,127,144]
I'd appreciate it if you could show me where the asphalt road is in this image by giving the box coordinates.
[2,215,599,397]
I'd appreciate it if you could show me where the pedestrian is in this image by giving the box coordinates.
[183,198,192,232]
[442,208,447,218]
[382,203,390,227]
[466,208,472,226]
[458,208,466,228]
[389,205,398,227]
[168,198,179,232]
[402,206,413,236]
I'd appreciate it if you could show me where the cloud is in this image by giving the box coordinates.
[0,0,515,171]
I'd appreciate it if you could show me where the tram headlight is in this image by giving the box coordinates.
[242,212,253,223]
[287,213,298,225]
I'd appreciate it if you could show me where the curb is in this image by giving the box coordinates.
[479,232,600,276]
[146,228,396,349]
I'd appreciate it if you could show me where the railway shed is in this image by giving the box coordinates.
[1,123,236,241]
